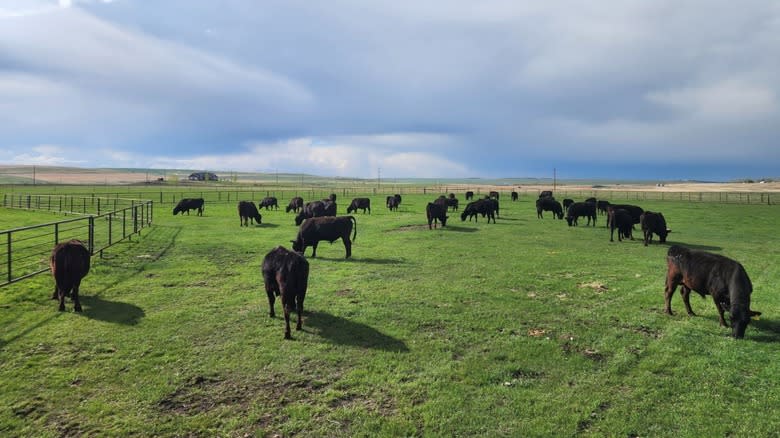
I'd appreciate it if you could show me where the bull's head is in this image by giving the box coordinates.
[291,239,303,253]
[731,310,750,339]
[565,215,574,226]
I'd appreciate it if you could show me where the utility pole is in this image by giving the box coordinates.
[32,165,36,186]
[377,167,381,189]
[553,168,557,192]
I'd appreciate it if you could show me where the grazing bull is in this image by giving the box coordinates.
[426,202,448,229]
[664,245,760,338]
[295,200,337,226]
[461,198,496,223]
[489,191,500,200]
[259,196,279,210]
[640,211,671,246]
[386,194,401,211]
[465,191,474,200]
[446,197,459,211]
[608,208,634,242]
[173,198,204,216]
[566,202,597,227]
[536,198,563,219]
[50,240,91,312]
[238,201,262,226]
[606,204,643,228]
[285,197,304,213]
[261,246,310,339]
[292,215,357,258]
[596,200,610,216]
[347,197,371,214]
[562,198,574,210]
[511,191,518,201]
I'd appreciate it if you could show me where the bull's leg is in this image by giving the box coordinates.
[58,287,66,312]
[714,299,729,327]
[282,302,292,339]
[664,275,680,315]
[295,294,304,331]
[72,281,82,312]
[344,238,352,258]
[310,243,318,258]
[52,285,59,300]
[266,288,276,318]
[681,285,696,316]
[279,284,292,339]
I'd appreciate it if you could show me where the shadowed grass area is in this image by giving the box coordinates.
[1,191,780,436]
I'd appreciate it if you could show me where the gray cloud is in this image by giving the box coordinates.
[2,1,779,179]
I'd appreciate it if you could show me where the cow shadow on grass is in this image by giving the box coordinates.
[748,318,780,343]
[255,223,279,228]
[305,311,409,352]
[312,256,406,265]
[80,295,145,325]
[443,225,478,232]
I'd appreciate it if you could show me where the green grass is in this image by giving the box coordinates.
[2,193,780,436]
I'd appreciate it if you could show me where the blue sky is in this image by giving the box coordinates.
[1,1,779,180]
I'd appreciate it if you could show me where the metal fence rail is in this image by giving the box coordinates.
[2,193,143,215]
[0,200,153,287]
[5,187,776,207]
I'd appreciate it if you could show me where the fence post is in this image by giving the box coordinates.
[6,232,11,283]
[88,216,94,255]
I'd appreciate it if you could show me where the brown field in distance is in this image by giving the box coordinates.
[1,164,779,193]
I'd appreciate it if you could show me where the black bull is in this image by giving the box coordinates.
[664,245,760,339]
[292,216,357,258]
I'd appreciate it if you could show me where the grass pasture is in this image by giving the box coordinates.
[2,192,780,436]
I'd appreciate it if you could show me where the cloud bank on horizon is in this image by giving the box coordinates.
[1,1,779,180]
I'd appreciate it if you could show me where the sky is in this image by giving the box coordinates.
[1,0,779,181]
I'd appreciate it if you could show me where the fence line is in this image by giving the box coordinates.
[0,200,153,287]
[5,187,775,207]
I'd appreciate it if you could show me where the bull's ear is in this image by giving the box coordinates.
[667,229,672,233]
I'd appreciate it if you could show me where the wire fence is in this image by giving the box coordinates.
[4,187,776,208]
[0,200,153,287]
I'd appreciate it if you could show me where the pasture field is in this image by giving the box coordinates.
[1,192,780,436]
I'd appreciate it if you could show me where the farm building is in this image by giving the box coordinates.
[188,172,218,181]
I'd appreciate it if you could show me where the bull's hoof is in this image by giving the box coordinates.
[284,332,292,340]
[687,311,697,316]
[74,305,83,312]
[58,306,65,312]
[269,312,275,318]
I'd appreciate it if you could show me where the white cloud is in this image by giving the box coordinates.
[139,134,470,178]
[7,144,86,166]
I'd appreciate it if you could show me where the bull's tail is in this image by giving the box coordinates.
[349,216,357,242]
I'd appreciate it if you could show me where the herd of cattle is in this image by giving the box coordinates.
[47,190,760,340]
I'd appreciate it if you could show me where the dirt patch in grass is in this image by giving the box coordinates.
[335,288,355,297]
[578,281,609,293]
[157,371,344,416]
[577,401,611,433]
